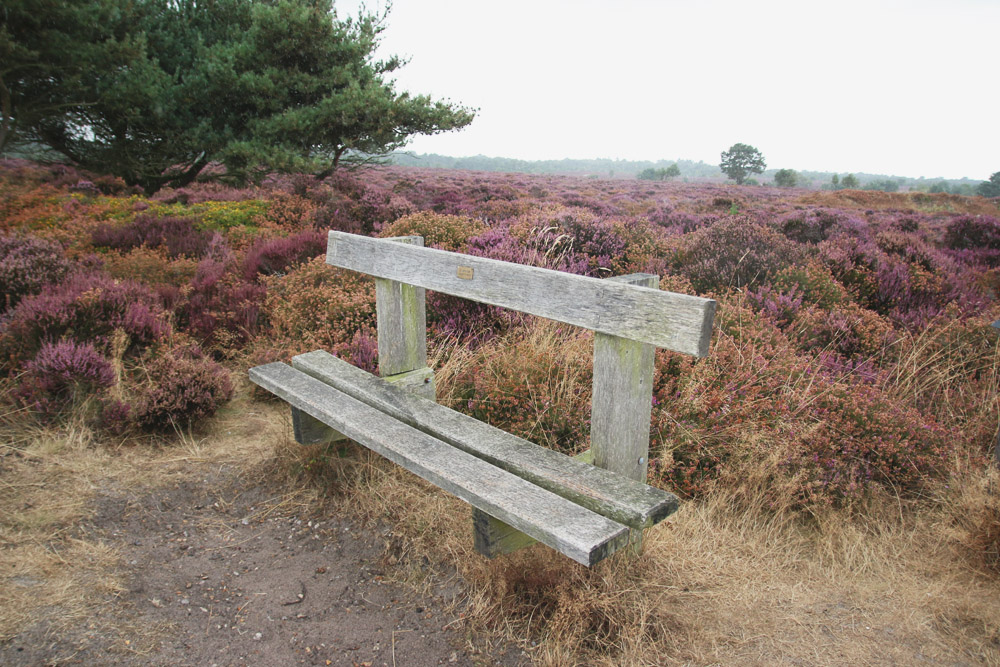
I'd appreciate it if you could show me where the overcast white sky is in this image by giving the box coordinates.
[337,0,998,180]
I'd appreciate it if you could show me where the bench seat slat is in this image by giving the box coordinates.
[327,231,716,356]
[290,350,679,530]
[249,362,630,566]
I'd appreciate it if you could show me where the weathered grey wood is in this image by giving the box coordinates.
[249,362,630,566]
[291,350,679,529]
[474,511,538,558]
[327,231,716,356]
[470,442,608,556]
[291,406,346,445]
[376,236,427,376]
[383,366,436,401]
[591,273,658,482]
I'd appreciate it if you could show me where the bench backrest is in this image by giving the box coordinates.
[325,230,717,482]
[327,231,715,357]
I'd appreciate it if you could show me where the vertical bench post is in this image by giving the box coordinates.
[377,236,435,400]
[591,273,659,483]
[591,273,658,551]
[376,236,428,378]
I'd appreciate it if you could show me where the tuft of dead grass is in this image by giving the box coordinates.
[246,317,1000,665]
[5,324,1000,665]
[330,460,1000,665]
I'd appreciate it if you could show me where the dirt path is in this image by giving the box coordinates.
[1,465,519,666]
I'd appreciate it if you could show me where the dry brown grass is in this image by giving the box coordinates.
[313,452,1000,665]
[4,350,1000,665]
[258,324,1000,666]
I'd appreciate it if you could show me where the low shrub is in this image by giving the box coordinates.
[746,285,804,328]
[448,322,593,454]
[769,261,849,310]
[132,345,233,431]
[790,302,896,360]
[178,259,266,354]
[261,192,319,230]
[671,216,803,294]
[190,200,269,231]
[100,246,200,287]
[92,214,213,258]
[0,233,72,312]
[1,272,171,365]
[777,208,864,244]
[241,230,327,280]
[261,257,376,355]
[15,340,115,417]
[649,300,954,506]
[379,212,484,251]
[943,214,1000,250]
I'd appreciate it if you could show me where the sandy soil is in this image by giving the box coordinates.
[0,464,523,666]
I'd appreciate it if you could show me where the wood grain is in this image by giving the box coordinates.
[375,236,427,376]
[327,231,716,356]
[591,273,658,481]
[291,350,679,529]
[250,361,630,566]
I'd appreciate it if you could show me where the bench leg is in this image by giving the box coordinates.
[472,508,537,558]
[291,406,347,445]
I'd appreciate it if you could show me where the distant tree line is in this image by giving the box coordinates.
[391,152,1000,199]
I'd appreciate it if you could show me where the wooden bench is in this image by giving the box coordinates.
[249,231,716,566]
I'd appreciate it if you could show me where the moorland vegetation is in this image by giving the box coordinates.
[2,157,1000,662]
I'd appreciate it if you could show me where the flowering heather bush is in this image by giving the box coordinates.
[785,382,954,506]
[92,214,214,258]
[777,208,864,244]
[943,215,1000,268]
[0,234,72,312]
[425,222,589,342]
[943,215,1000,250]
[2,272,171,364]
[241,230,326,280]
[769,262,849,309]
[820,227,983,328]
[178,259,265,353]
[671,216,804,294]
[333,326,379,375]
[261,257,376,355]
[379,212,484,251]
[747,285,804,328]
[132,346,233,431]
[326,173,416,234]
[790,302,896,360]
[429,190,471,216]
[15,340,115,417]
[650,299,954,506]
[510,205,665,277]
[468,222,587,275]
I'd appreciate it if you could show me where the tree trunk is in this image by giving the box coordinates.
[0,78,13,155]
